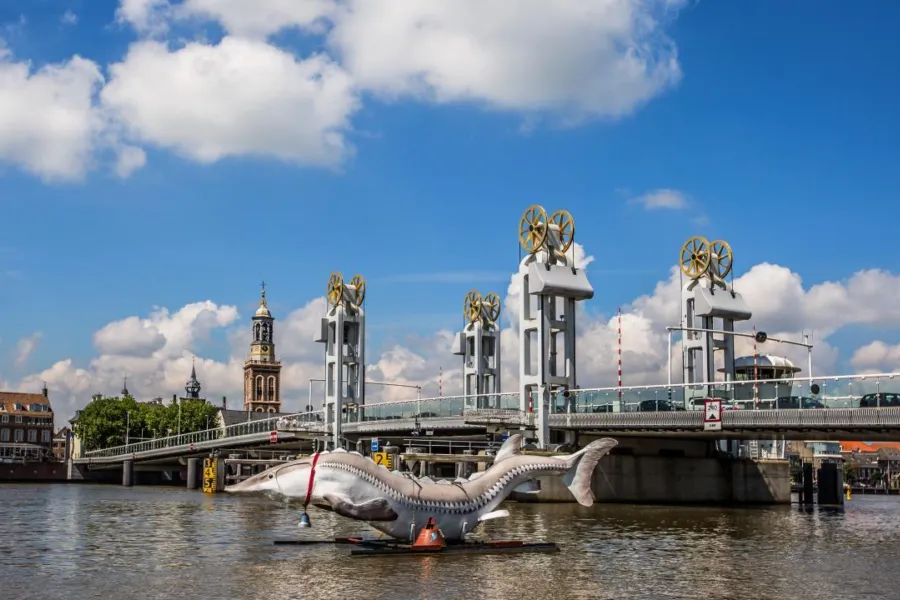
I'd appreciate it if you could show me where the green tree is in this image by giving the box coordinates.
[843,461,855,485]
[74,396,221,450]
[73,395,141,451]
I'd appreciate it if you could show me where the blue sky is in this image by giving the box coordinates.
[1,1,900,414]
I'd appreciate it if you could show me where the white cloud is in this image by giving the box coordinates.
[851,341,900,374]
[0,46,105,181]
[61,11,79,26]
[9,251,900,428]
[100,37,359,166]
[325,0,684,120]
[3,1,687,180]
[628,188,688,210]
[14,333,42,367]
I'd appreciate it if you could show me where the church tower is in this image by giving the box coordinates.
[243,282,282,413]
[185,358,202,400]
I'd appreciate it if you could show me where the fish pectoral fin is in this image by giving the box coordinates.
[322,494,398,522]
[478,509,509,522]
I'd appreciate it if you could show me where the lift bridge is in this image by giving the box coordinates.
[74,210,900,487]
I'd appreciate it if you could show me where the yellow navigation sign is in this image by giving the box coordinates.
[372,451,393,469]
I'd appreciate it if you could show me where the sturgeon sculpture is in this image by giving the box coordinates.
[225,434,617,541]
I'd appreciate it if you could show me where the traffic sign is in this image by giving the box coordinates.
[372,451,393,469]
[269,430,278,444]
[371,438,379,452]
[703,398,723,431]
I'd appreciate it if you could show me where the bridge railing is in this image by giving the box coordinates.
[340,392,520,423]
[83,410,324,458]
[566,373,899,413]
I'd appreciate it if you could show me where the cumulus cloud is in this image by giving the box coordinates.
[0,45,105,182]
[851,341,900,374]
[0,1,688,180]
[100,37,359,166]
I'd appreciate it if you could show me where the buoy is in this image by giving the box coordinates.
[412,517,446,549]
[298,512,311,528]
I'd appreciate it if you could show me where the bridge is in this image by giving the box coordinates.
[76,371,900,466]
[68,211,897,506]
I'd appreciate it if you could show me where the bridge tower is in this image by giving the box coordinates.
[452,290,502,408]
[315,272,366,450]
[516,205,594,448]
[678,236,751,406]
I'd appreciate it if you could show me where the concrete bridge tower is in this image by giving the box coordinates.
[677,237,751,406]
[315,272,366,450]
[452,290,502,409]
[515,205,593,448]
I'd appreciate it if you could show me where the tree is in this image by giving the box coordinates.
[73,396,221,450]
[843,461,855,485]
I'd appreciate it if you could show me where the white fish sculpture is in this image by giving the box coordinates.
[225,434,617,541]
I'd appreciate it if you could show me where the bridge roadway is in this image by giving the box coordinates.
[75,372,900,465]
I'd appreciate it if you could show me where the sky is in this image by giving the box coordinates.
[1,1,900,427]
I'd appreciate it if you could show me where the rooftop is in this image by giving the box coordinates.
[0,391,53,415]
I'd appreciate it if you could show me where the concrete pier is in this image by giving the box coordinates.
[186,458,200,489]
[801,463,815,504]
[122,460,134,487]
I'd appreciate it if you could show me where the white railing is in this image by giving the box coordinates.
[79,373,900,457]
[83,410,324,458]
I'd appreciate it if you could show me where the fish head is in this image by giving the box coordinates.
[224,457,314,501]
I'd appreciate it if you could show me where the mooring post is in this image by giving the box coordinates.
[817,462,844,506]
[186,457,200,490]
[122,459,134,487]
[801,462,814,504]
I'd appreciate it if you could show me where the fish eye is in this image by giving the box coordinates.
[268,474,274,479]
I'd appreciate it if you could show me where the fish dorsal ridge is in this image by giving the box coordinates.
[492,433,525,464]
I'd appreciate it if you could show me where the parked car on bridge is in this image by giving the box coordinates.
[858,393,900,407]
[773,396,825,409]
[637,399,685,412]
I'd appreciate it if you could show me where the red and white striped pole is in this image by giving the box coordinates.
[439,367,443,398]
[617,307,623,402]
[753,325,759,407]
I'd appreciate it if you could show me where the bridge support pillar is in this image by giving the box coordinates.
[122,460,134,487]
[186,458,200,490]
[456,450,475,479]
[817,462,844,506]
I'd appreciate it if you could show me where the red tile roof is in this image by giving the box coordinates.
[0,392,54,416]
[841,441,900,453]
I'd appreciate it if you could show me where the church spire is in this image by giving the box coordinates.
[185,357,202,399]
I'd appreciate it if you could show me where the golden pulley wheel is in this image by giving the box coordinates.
[349,274,366,305]
[708,240,733,279]
[327,272,343,306]
[549,209,575,253]
[464,290,482,323]
[482,292,501,323]
[518,205,548,254]
[680,236,710,279]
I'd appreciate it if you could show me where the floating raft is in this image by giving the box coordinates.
[350,540,560,558]
[273,537,560,557]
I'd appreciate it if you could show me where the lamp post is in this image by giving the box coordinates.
[125,411,130,446]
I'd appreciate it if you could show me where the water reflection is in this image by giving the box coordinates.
[1,485,899,599]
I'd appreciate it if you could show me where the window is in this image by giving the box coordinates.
[0,429,8,441]
[1,415,7,423]
[15,416,22,423]
[28,429,37,442]
[14,429,24,442]
[41,430,51,443]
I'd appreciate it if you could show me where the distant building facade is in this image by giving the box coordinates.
[0,385,55,462]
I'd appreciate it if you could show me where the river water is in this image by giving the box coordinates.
[1,484,897,600]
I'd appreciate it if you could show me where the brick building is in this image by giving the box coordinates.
[0,385,55,462]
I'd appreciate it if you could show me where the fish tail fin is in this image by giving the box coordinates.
[561,438,617,506]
